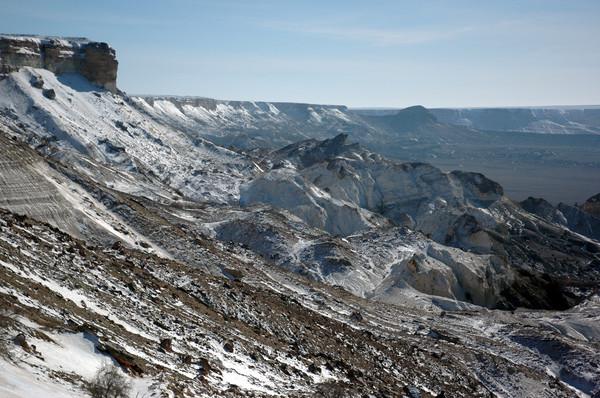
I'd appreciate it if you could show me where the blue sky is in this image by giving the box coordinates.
[2,0,599,107]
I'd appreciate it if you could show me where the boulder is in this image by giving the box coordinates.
[350,311,363,322]
[13,333,31,353]
[30,75,44,88]
[198,357,212,377]
[42,88,56,100]
[223,341,234,353]
[403,385,421,398]
[97,343,145,375]
[307,363,321,374]
[180,354,193,364]
[223,267,244,282]
[160,338,173,352]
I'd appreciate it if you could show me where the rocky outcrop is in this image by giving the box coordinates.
[557,202,600,241]
[240,167,381,236]
[0,35,117,92]
[582,193,600,218]
[520,196,600,241]
[520,197,568,225]
[239,135,600,309]
[244,134,503,241]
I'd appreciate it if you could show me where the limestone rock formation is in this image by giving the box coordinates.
[240,134,600,309]
[243,133,504,242]
[0,35,118,92]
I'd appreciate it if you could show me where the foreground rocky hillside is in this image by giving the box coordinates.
[3,204,598,397]
[0,35,599,397]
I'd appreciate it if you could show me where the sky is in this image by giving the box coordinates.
[2,0,599,108]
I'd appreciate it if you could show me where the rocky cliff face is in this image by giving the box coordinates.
[520,196,600,241]
[131,95,387,151]
[0,35,118,92]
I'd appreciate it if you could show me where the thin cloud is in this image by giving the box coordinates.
[263,21,474,46]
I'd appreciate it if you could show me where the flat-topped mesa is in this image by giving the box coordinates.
[0,34,118,93]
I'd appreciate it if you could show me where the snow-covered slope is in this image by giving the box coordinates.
[212,208,510,310]
[264,135,501,239]
[242,134,503,242]
[0,68,255,204]
[240,167,384,236]
[0,132,170,251]
[131,95,381,149]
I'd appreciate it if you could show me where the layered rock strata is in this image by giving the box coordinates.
[0,34,117,92]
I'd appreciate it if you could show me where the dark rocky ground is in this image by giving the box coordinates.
[2,206,598,397]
